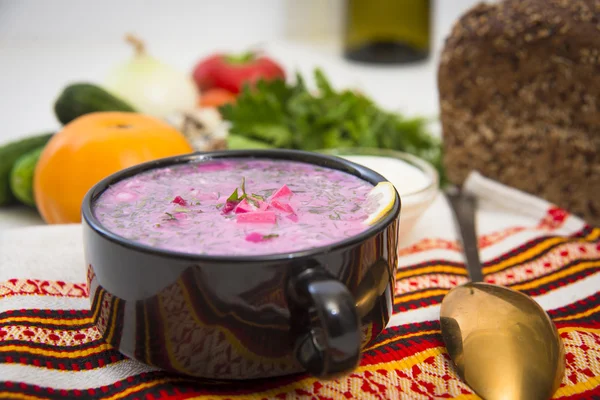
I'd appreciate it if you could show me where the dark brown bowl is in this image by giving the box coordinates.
[81,149,400,380]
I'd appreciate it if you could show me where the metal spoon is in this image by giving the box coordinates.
[440,189,565,400]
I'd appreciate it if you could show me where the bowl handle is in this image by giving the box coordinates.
[287,267,361,378]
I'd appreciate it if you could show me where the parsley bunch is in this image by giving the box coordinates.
[220,69,445,184]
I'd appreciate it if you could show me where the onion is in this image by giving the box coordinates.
[105,34,199,120]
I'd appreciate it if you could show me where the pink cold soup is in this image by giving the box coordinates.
[93,158,375,256]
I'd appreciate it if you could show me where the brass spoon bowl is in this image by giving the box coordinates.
[440,191,565,400]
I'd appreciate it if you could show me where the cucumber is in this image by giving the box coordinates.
[227,134,274,150]
[0,133,53,206]
[54,82,136,125]
[10,146,45,207]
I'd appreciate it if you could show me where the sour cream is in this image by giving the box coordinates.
[339,154,437,234]
[341,155,431,197]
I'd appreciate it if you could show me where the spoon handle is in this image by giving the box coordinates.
[446,189,484,283]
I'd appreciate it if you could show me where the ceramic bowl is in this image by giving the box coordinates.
[81,149,401,380]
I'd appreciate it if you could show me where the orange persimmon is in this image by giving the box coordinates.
[34,112,193,224]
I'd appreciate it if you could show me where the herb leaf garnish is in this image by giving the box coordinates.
[227,188,240,202]
[223,177,253,214]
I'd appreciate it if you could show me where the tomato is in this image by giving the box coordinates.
[34,112,193,224]
[192,54,222,92]
[198,88,237,108]
[192,52,285,94]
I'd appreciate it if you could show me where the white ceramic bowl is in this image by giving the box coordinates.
[319,148,439,236]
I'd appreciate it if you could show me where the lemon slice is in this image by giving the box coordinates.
[363,182,396,225]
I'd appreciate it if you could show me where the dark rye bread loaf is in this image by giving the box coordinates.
[438,0,600,226]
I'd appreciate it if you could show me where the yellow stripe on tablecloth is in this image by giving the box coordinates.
[0,393,46,400]
[102,379,179,400]
[105,297,120,345]
[558,326,600,335]
[586,227,600,241]
[367,330,439,352]
[554,305,600,322]
[510,261,600,291]
[483,229,600,275]
[553,376,600,398]
[482,237,567,275]
[0,343,113,358]
[394,289,449,304]
[0,316,93,326]
[396,265,467,280]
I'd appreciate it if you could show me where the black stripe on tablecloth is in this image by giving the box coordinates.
[377,320,440,339]
[393,293,447,314]
[0,310,93,326]
[363,332,444,359]
[571,225,597,239]
[548,292,600,320]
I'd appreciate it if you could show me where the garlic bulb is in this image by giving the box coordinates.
[105,35,198,120]
[166,107,230,151]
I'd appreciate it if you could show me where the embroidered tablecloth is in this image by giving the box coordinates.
[0,171,598,399]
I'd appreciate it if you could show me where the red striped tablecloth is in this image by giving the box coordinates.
[0,171,599,399]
